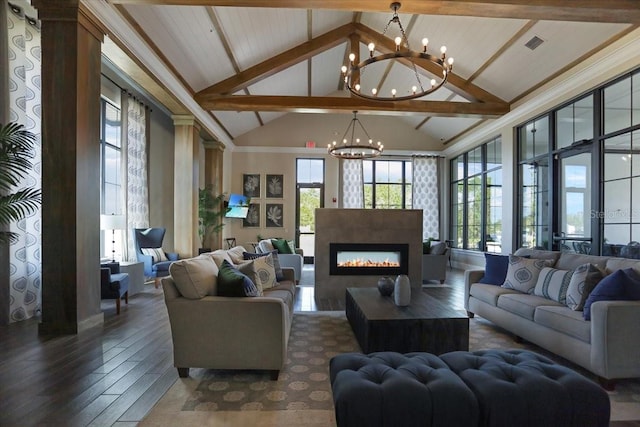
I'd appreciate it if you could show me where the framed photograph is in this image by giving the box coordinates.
[242,203,260,228]
[266,174,284,198]
[265,203,283,228]
[242,173,261,198]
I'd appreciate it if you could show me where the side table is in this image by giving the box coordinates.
[119,261,145,295]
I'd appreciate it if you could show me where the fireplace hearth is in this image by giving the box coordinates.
[329,243,409,276]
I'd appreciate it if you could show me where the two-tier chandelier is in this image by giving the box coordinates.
[341,2,454,101]
[327,111,383,159]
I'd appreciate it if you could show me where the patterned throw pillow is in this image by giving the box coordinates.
[566,263,604,311]
[244,250,284,281]
[252,253,278,290]
[533,267,573,303]
[217,260,259,297]
[502,255,555,294]
[237,260,262,296]
[141,247,167,262]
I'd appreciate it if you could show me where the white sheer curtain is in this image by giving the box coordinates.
[412,156,440,240]
[123,96,149,261]
[6,3,42,322]
[342,159,364,208]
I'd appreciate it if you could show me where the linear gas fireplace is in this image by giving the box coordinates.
[329,243,409,276]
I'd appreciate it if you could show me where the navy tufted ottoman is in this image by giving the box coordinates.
[330,352,479,427]
[330,349,610,427]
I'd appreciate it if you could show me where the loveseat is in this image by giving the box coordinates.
[161,246,296,380]
[465,248,640,385]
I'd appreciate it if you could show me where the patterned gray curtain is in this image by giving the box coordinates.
[342,159,364,208]
[412,156,440,240]
[124,96,149,261]
[6,2,42,322]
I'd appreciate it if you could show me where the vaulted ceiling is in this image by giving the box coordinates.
[91,1,640,151]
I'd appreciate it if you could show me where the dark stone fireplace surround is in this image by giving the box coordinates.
[315,208,423,301]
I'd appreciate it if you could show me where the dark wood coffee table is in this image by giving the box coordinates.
[345,287,469,354]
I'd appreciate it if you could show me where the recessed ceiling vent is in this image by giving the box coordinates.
[525,36,544,51]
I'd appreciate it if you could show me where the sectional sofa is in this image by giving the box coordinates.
[465,248,640,386]
[161,246,296,380]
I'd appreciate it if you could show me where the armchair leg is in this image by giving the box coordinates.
[124,291,129,305]
[269,370,280,381]
[177,367,189,378]
[154,277,160,289]
[116,298,121,315]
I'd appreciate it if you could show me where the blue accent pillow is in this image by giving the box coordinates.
[583,268,640,320]
[217,260,259,297]
[479,253,510,286]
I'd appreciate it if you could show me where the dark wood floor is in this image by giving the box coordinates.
[0,269,465,426]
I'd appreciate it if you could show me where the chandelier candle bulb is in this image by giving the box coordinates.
[341,2,455,101]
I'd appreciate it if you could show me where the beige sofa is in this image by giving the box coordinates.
[465,248,640,385]
[161,246,296,380]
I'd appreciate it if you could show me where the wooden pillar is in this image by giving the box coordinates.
[203,140,225,250]
[33,0,104,335]
[0,2,10,325]
[173,115,200,258]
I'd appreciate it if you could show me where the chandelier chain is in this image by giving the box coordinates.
[383,6,425,94]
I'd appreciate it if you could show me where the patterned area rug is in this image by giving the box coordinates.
[154,311,640,420]
[182,312,359,411]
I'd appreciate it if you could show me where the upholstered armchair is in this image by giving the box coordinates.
[100,263,129,314]
[134,227,179,286]
[422,241,450,284]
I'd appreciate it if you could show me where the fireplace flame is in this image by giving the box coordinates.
[337,258,400,268]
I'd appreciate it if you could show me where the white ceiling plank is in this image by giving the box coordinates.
[311,43,348,96]
[212,110,261,138]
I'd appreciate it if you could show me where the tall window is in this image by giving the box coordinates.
[450,137,502,252]
[363,160,412,209]
[100,97,123,258]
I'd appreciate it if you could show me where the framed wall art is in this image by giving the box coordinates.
[266,174,284,198]
[242,173,260,198]
[265,203,283,228]
[242,203,260,228]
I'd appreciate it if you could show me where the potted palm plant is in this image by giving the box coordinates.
[0,123,41,244]
[198,185,227,253]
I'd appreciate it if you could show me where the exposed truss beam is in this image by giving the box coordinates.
[108,1,640,24]
[194,95,510,118]
[197,23,353,96]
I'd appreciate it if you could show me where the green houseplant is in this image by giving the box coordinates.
[0,123,41,244]
[198,185,227,252]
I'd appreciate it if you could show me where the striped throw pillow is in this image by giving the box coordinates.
[534,267,573,303]
[141,247,167,263]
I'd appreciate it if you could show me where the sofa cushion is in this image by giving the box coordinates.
[217,260,260,297]
[497,293,563,320]
[169,255,218,299]
[533,267,573,304]
[534,306,591,343]
[513,248,560,264]
[244,250,284,281]
[141,247,167,262]
[605,258,640,275]
[262,288,293,309]
[226,245,247,264]
[470,283,520,307]
[479,253,510,285]
[268,280,296,297]
[565,263,605,311]
[555,253,608,271]
[208,249,234,268]
[502,255,555,294]
[583,268,640,320]
[272,238,293,254]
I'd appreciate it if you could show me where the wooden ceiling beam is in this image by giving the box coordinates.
[195,95,510,118]
[109,1,640,24]
[352,23,505,104]
[197,23,354,96]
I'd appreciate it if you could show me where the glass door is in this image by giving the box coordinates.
[553,150,593,253]
[296,185,323,263]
